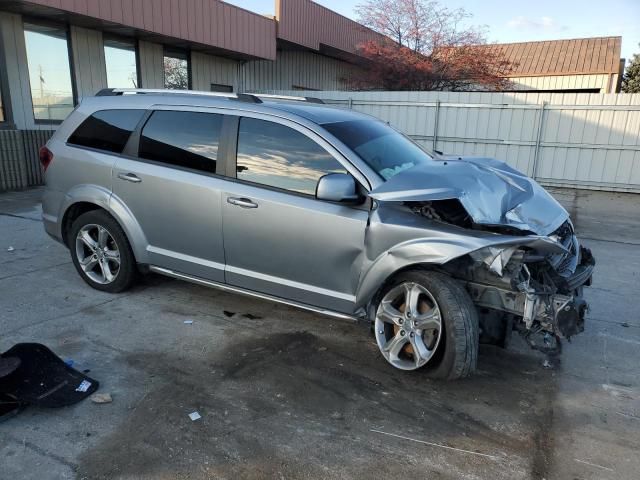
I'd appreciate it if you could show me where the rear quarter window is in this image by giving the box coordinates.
[67,109,145,153]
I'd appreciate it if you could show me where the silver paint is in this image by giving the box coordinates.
[42,92,592,344]
[369,156,569,236]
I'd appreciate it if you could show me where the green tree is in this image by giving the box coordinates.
[622,45,640,93]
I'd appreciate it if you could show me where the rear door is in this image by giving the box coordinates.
[112,107,232,281]
[221,115,369,313]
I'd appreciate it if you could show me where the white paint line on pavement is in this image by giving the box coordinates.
[597,332,640,346]
[370,429,501,461]
[574,458,614,472]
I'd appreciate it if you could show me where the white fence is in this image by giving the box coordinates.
[271,91,640,193]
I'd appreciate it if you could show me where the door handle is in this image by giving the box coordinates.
[117,172,142,183]
[227,197,258,209]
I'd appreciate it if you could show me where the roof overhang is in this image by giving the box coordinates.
[275,0,386,64]
[2,0,277,61]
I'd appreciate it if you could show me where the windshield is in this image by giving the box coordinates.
[322,119,433,180]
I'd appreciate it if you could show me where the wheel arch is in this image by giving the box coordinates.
[59,186,149,264]
[355,240,473,314]
[355,233,569,314]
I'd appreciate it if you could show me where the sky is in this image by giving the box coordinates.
[227,0,640,62]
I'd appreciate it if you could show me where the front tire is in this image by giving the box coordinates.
[373,270,479,380]
[69,210,137,293]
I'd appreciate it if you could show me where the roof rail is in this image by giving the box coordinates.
[95,88,262,103]
[247,93,325,104]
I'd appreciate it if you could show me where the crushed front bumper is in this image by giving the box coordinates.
[466,245,595,340]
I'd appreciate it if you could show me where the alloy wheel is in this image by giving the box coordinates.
[75,224,121,285]
[374,282,442,370]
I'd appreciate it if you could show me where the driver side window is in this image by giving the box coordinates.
[236,117,347,195]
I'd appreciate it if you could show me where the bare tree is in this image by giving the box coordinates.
[353,0,513,91]
[163,57,189,90]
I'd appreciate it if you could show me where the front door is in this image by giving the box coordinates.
[222,116,369,313]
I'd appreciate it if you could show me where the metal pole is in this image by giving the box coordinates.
[432,99,440,152]
[348,97,353,109]
[531,101,547,180]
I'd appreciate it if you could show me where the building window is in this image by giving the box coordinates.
[236,118,347,195]
[210,83,233,93]
[163,49,190,90]
[23,22,75,122]
[104,37,139,88]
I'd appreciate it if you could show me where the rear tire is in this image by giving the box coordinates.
[373,270,479,380]
[68,210,137,293]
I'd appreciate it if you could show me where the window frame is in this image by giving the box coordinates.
[162,47,191,90]
[228,112,369,201]
[0,25,14,128]
[22,17,78,125]
[103,34,141,89]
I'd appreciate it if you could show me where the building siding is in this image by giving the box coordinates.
[23,0,277,60]
[276,0,385,55]
[70,26,107,100]
[0,129,52,191]
[508,74,613,93]
[191,52,240,91]
[0,11,35,130]
[138,40,164,89]
[244,50,359,92]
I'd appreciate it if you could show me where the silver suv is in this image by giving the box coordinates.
[41,89,595,379]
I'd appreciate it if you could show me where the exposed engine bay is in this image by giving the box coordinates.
[410,199,595,355]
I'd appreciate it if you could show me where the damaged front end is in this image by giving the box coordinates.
[367,157,595,355]
[419,202,595,354]
[462,222,593,352]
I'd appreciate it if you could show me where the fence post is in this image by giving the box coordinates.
[432,99,440,152]
[531,101,547,180]
[348,97,353,109]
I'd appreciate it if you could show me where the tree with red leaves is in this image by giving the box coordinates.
[352,0,513,91]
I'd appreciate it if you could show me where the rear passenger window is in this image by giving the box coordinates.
[138,111,223,173]
[68,109,144,153]
[236,118,347,195]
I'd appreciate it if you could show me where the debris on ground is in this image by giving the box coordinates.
[242,313,263,320]
[75,380,92,392]
[542,358,553,369]
[621,322,630,328]
[183,320,193,325]
[90,393,113,404]
[223,311,235,317]
[0,343,99,413]
[188,411,201,421]
[7,246,14,252]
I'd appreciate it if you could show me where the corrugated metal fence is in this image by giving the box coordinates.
[0,130,53,191]
[271,91,640,193]
[2,92,639,193]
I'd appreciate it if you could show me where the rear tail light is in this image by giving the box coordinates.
[39,146,53,172]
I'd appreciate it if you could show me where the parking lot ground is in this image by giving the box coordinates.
[1,187,639,480]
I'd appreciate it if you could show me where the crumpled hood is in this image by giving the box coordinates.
[368,157,569,236]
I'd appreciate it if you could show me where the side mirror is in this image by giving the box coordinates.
[316,173,360,203]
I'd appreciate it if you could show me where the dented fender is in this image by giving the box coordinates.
[354,204,567,309]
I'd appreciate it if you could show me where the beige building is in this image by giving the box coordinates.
[489,37,624,93]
